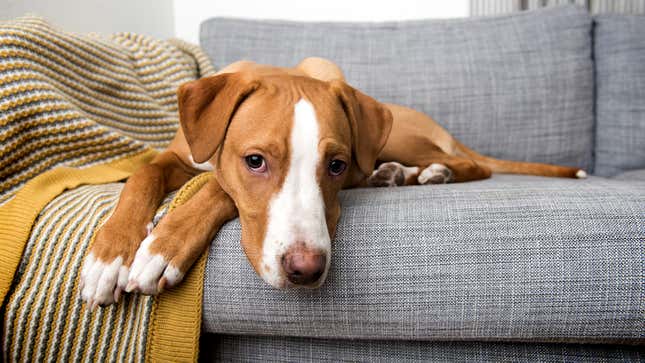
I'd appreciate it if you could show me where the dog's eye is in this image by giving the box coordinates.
[245,154,267,172]
[328,159,347,176]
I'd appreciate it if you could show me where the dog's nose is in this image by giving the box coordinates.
[281,246,326,285]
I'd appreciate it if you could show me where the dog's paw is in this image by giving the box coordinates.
[80,253,129,310]
[125,234,184,295]
[80,222,152,309]
[367,162,418,187]
[418,163,454,184]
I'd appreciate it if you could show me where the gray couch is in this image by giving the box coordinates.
[197,6,644,361]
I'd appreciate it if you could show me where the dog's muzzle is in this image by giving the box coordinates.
[281,244,327,285]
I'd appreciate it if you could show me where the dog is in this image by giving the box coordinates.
[79,57,586,308]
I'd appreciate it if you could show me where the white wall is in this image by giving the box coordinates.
[0,0,175,39]
[0,1,469,43]
[174,0,470,44]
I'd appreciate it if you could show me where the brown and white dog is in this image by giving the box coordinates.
[79,58,586,308]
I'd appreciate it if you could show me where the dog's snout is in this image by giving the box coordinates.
[281,246,326,285]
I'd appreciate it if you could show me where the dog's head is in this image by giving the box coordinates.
[177,72,392,288]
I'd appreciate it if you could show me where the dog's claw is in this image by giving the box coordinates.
[125,281,138,293]
[157,277,167,294]
[88,299,98,312]
[114,287,122,303]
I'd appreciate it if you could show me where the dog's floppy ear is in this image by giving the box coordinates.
[178,73,260,163]
[330,80,393,176]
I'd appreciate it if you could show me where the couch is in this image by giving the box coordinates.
[195,6,643,361]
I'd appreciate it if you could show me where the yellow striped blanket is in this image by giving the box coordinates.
[0,16,215,362]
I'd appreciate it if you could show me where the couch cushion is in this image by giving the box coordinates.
[203,335,644,362]
[594,14,645,176]
[612,169,645,182]
[200,6,594,171]
[203,175,644,343]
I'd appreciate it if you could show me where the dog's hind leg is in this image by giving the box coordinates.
[367,151,492,187]
[370,109,493,187]
[80,151,196,308]
[125,176,237,295]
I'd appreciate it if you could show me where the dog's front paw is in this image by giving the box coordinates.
[125,232,185,296]
[80,253,128,309]
[80,222,150,309]
[417,163,454,184]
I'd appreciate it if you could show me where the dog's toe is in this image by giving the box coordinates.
[80,253,127,308]
[367,162,407,187]
[127,234,184,295]
[418,163,454,185]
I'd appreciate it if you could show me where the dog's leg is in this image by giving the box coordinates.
[415,154,492,184]
[126,177,237,295]
[80,151,195,308]
[367,153,492,187]
[366,162,421,187]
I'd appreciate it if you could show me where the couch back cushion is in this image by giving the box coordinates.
[200,6,593,171]
[594,14,645,176]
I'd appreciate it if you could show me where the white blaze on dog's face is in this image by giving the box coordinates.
[259,99,331,287]
[178,73,392,289]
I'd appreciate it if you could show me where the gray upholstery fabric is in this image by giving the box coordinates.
[201,334,644,362]
[594,14,645,176]
[203,175,644,343]
[613,169,645,181]
[200,6,594,171]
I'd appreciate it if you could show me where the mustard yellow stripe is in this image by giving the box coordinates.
[0,31,140,80]
[1,102,75,127]
[12,190,97,360]
[1,126,105,166]
[5,188,91,361]
[147,172,212,363]
[0,83,56,102]
[0,134,126,183]
[28,194,109,361]
[45,192,118,360]
[0,60,186,119]
[0,148,157,304]
[0,143,145,205]
[0,49,137,92]
[124,298,141,362]
[0,111,89,142]
[0,20,132,66]
[13,74,179,125]
[106,293,130,362]
[0,62,164,107]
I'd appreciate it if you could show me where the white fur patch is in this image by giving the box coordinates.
[126,234,184,294]
[161,265,184,287]
[80,253,128,309]
[576,170,587,179]
[400,164,420,179]
[418,163,453,185]
[370,162,419,179]
[260,99,331,288]
[188,155,214,171]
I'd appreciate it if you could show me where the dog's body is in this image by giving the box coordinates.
[80,58,586,308]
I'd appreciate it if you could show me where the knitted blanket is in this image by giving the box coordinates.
[0,16,215,362]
